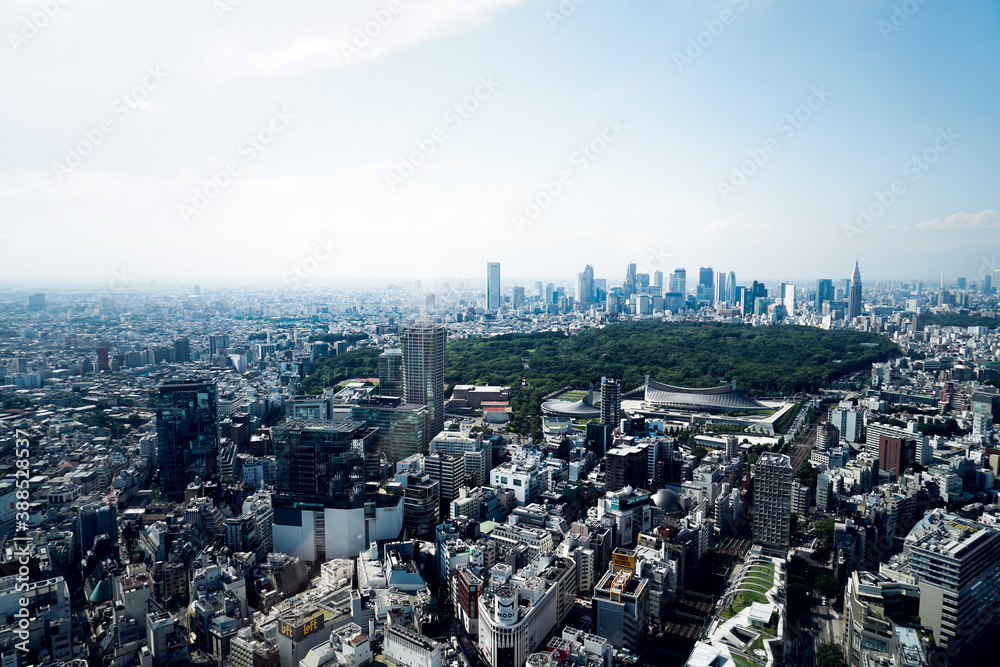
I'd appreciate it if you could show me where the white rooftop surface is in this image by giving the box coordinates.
[686,641,736,667]
[748,602,774,624]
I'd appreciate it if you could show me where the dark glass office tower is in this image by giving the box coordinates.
[155,378,218,500]
[273,419,378,511]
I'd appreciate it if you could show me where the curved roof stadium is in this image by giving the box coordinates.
[541,385,601,419]
[644,379,767,412]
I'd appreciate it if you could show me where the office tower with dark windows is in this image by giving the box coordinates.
[816,278,834,308]
[752,452,793,555]
[350,396,428,461]
[378,348,404,398]
[209,334,230,357]
[698,267,714,303]
[155,378,219,501]
[600,377,621,426]
[97,347,110,372]
[848,260,863,319]
[173,338,191,363]
[271,419,402,561]
[486,262,501,310]
[403,322,447,437]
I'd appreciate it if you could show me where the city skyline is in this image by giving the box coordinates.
[1,1,997,284]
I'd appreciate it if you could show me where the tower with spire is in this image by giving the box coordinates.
[848,259,863,319]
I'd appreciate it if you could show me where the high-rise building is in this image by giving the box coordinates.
[97,346,110,371]
[27,293,46,311]
[782,283,796,316]
[877,435,915,482]
[430,423,493,490]
[752,452,793,554]
[891,512,1000,657]
[403,322,447,436]
[605,445,646,491]
[378,348,404,398]
[577,264,595,307]
[726,271,736,304]
[600,377,621,426]
[714,271,727,305]
[512,285,526,309]
[848,260,863,319]
[272,419,402,561]
[350,396,429,461]
[652,270,663,290]
[79,502,117,555]
[209,334,230,357]
[699,267,714,289]
[173,338,191,363]
[486,262,501,310]
[816,279,834,307]
[592,549,648,650]
[816,422,840,451]
[669,268,687,297]
[400,473,440,538]
[624,263,638,297]
[983,274,993,294]
[155,378,219,500]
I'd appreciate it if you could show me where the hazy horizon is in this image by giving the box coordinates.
[2,0,997,286]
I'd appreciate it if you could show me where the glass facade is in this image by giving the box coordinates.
[155,378,219,500]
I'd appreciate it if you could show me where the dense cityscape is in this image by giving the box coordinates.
[4,3,998,667]
[1,259,999,667]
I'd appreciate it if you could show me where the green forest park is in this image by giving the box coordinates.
[302,321,897,439]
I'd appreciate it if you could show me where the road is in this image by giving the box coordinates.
[814,602,843,649]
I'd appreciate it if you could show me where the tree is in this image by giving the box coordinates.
[261,406,285,427]
[817,644,846,667]
[816,573,841,600]
[814,517,836,551]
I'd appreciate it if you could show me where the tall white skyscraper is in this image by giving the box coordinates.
[726,271,736,304]
[714,271,727,305]
[783,283,796,316]
[487,262,501,310]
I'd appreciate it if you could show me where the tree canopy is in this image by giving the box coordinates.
[302,321,897,439]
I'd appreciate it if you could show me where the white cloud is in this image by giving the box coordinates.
[203,0,528,82]
[914,209,1000,230]
[701,215,777,235]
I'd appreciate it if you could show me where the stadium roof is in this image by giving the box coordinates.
[644,379,767,412]
[540,398,600,419]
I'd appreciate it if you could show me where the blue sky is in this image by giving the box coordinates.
[1,0,998,287]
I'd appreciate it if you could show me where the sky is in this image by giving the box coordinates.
[1,0,998,288]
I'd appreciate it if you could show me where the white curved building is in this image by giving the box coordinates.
[477,555,577,667]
